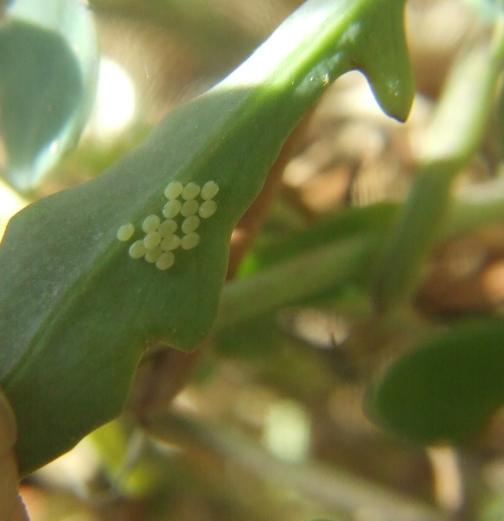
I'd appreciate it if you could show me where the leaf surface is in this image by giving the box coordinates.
[368,321,504,444]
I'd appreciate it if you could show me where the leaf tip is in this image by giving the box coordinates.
[351,0,415,122]
[368,71,415,123]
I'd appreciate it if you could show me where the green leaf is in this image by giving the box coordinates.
[368,320,504,445]
[0,0,97,192]
[0,0,413,474]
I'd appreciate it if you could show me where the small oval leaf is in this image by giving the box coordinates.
[368,320,504,445]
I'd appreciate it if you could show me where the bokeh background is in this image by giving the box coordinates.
[2,1,504,520]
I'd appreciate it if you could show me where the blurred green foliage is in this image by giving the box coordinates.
[1,1,504,520]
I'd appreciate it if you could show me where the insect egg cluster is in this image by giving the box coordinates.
[116,180,219,271]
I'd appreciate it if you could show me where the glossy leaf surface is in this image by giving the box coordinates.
[0,0,413,473]
[0,0,97,192]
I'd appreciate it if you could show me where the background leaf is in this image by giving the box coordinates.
[368,320,504,444]
[0,0,97,192]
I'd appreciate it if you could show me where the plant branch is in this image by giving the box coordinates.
[144,411,448,521]
[216,236,372,330]
[372,15,504,312]
[214,189,504,331]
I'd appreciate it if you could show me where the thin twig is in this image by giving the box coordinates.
[145,412,448,521]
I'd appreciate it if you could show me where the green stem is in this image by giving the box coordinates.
[371,15,504,312]
[216,191,504,330]
[215,236,372,330]
[145,412,447,521]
